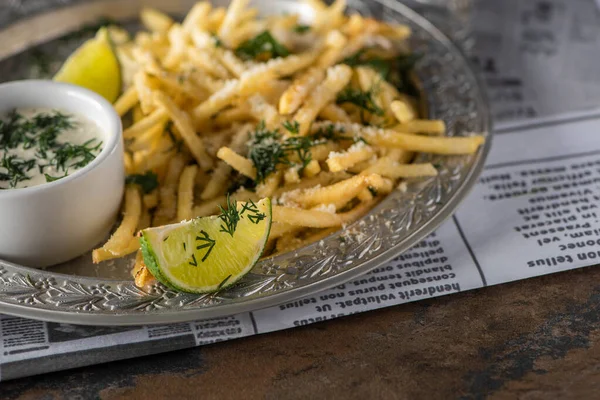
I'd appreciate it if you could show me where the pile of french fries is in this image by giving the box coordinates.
[90,0,485,287]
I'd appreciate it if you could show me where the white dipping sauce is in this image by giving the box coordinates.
[0,108,104,189]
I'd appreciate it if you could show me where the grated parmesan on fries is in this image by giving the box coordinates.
[91,0,485,285]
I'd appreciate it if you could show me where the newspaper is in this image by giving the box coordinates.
[3,0,600,381]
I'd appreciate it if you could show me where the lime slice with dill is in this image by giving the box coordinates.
[140,198,272,294]
[54,27,121,103]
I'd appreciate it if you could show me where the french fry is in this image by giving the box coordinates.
[153,92,213,170]
[182,2,212,33]
[128,121,164,152]
[92,186,142,263]
[216,49,248,78]
[123,108,169,139]
[141,8,174,33]
[217,147,256,179]
[393,120,446,135]
[177,165,198,221]
[133,251,156,287]
[294,64,352,135]
[218,0,250,47]
[326,143,375,172]
[188,47,231,79]
[143,191,159,209]
[248,94,280,129]
[285,174,370,209]
[279,68,325,115]
[319,104,351,123]
[284,167,301,184]
[272,205,343,227]
[256,171,282,197]
[390,99,416,124]
[302,160,321,177]
[361,158,438,179]
[114,87,138,117]
[200,162,231,200]
[318,123,484,155]
[154,154,186,226]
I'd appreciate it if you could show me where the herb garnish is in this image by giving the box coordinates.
[247,121,317,182]
[294,25,311,34]
[282,120,300,135]
[342,51,423,97]
[218,196,267,237]
[218,194,241,237]
[0,154,36,188]
[196,230,216,262]
[211,33,223,48]
[235,31,290,61]
[240,200,266,224]
[336,87,384,117]
[126,171,159,193]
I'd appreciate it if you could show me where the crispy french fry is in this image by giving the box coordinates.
[200,162,231,200]
[326,143,375,172]
[361,158,438,179]
[92,186,142,263]
[133,251,156,287]
[319,104,351,123]
[177,165,198,221]
[154,154,186,226]
[272,205,342,227]
[294,64,352,135]
[393,120,446,135]
[248,94,280,129]
[218,0,250,47]
[302,160,321,178]
[390,99,416,124]
[123,108,169,139]
[153,92,213,170]
[114,87,138,117]
[285,174,370,209]
[217,147,256,179]
[256,171,282,197]
[279,67,325,115]
[141,8,174,33]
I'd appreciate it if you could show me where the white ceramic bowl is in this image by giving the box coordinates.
[0,80,124,267]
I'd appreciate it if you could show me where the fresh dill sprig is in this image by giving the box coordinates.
[218,194,241,237]
[247,121,288,183]
[0,154,36,188]
[240,200,266,224]
[281,135,313,171]
[282,120,300,135]
[336,87,384,117]
[235,31,290,61]
[294,25,311,34]
[313,124,369,145]
[196,230,216,262]
[126,171,159,193]
[50,139,102,172]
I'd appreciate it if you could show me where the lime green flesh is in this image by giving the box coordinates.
[54,28,121,103]
[140,198,272,294]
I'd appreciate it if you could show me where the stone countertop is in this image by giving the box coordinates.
[3,266,600,400]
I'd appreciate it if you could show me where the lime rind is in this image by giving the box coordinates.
[140,198,272,294]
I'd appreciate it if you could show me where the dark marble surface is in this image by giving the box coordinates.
[3,266,600,399]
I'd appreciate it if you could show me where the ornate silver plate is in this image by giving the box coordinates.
[0,0,491,325]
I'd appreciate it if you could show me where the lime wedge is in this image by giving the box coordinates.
[54,28,121,103]
[140,198,272,293]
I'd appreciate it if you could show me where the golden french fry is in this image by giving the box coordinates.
[256,171,282,197]
[141,8,174,33]
[154,154,186,226]
[390,99,416,123]
[302,160,321,178]
[326,143,375,172]
[123,108,169,139]
[319,104,351,123]
[200,162,231,200]
[92,186,142,263]
[143,191,159,209]
[362,158,438,178]
[393,120,446,135]
[217,147,256,179]
[294,64,352,135]
[153,92,213,170]
[133,251,156,287]
[285,174,370,209]
[279,68,325,115]
[192,189,258,217]
[218,0,250,47]
[114,87,138,117]
[272,206,343,227]
[248,94,280,129]
[177,164,198,221]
